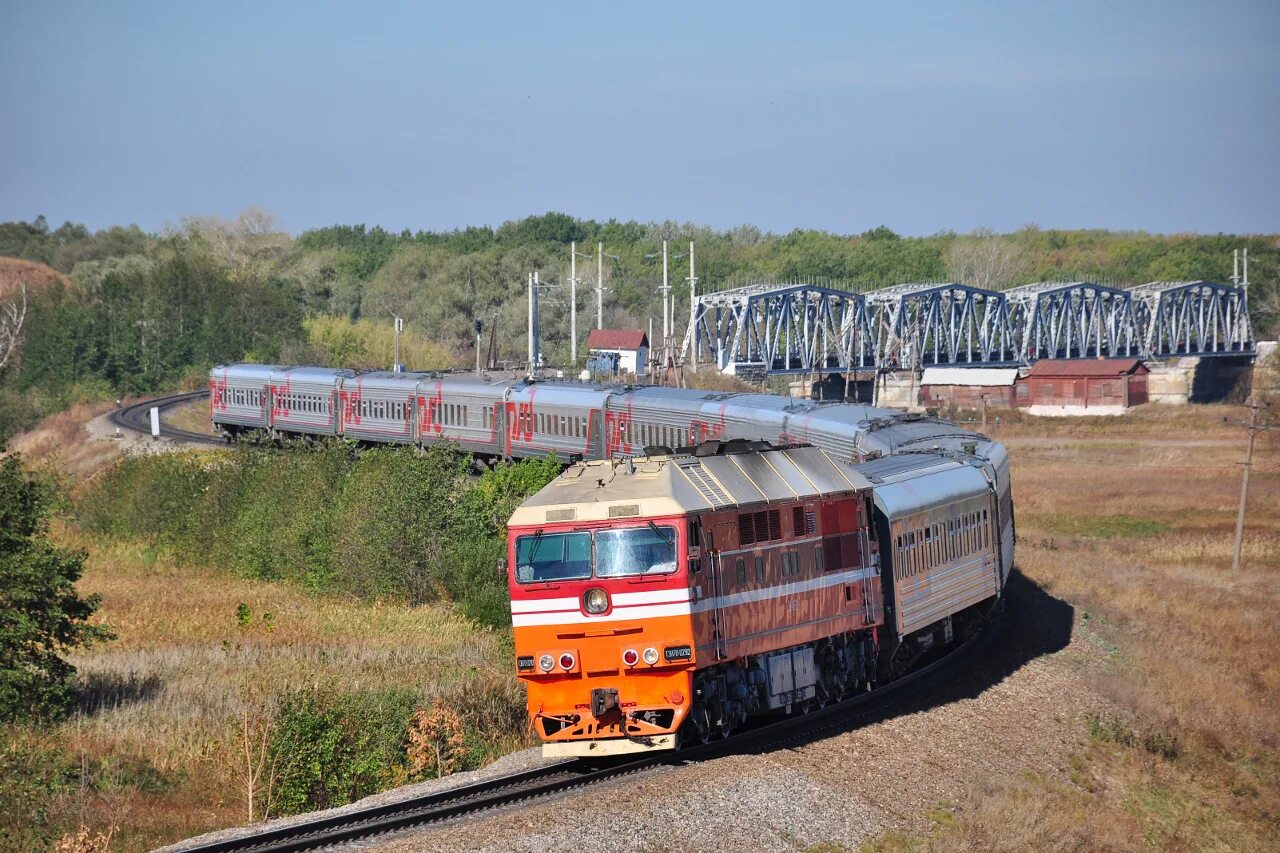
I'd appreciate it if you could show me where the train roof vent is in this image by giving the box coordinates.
[676,459,733,508]
[692,438,777,457]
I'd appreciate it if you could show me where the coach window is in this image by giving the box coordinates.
[813,545,824,573]
[755,555,765,583]
[735,558,746,585]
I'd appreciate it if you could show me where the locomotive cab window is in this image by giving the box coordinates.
[515,532,591,583]
[596,526,678,577]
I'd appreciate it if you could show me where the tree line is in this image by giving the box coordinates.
[1,210,1277,442]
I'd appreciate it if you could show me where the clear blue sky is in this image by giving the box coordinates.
[2,1,1277,236]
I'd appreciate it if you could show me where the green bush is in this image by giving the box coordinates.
[267,687,419,815]
[1,453,112,722]
[0,734,78,851]
[79,444,560,628]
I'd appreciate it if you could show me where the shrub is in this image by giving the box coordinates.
[0,453,112,722]
[0,732,77,851]
[406,701,466,780]
[267,687,418,815]
[78,444,559,628]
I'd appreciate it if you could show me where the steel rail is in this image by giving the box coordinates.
[109,390,223,446]
[174,619,998,852]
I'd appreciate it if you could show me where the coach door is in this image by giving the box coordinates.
[588,409,605,460]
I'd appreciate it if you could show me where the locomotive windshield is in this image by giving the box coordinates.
[515,526,677,583]
[596,526,677,577]
[515,532,592,583]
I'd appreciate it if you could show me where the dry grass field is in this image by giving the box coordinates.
[25,528,527,850]
[874,403,1280,851]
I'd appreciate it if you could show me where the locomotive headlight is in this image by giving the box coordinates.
[538,654,555,673]
[583,588,609,614]
[559,653,576,671]
[622,648,639,667]
[642,647,660,665]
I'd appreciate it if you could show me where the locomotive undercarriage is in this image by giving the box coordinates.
[685,595,1001,745]
[685,630,880,744]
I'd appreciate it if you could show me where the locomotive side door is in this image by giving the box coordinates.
[705,520,734,661]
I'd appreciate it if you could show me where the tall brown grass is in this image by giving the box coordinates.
[37,528,529,849]
[875,405,1280,851]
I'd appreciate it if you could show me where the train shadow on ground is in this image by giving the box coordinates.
[727,569,1075,758]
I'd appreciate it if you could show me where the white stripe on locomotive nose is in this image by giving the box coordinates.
[510,597,579,614]
[510,587,691,614]
[511,601,693,627]
[611,588,691,606]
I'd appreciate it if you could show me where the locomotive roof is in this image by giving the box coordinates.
[509,444,872,527]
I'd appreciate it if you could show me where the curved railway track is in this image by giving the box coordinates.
[176,619,999,852]
[110,390,222,446]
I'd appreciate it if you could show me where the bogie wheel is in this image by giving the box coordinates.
[690,705,713,745]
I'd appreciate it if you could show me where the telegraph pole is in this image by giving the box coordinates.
[1232,401,1275,572]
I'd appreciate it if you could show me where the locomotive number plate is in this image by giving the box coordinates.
[664,644,693,662]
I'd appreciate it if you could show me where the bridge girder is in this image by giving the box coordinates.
[1129,280,1253,357]
[680,277,1255,378]
[682,282,870,374]
[1006,281,1141,361]
[863,282,1015,368]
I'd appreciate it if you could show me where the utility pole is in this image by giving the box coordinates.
[527,272,535,375]
[392,315,404,372]
[533,270,541,371]
[597,241,605,329]
[661,240,670,345]
[1232,401,1275,572]
[570,242,578,365]
[686,241,698,372]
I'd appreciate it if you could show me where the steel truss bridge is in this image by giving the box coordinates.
[682,279,1254,374]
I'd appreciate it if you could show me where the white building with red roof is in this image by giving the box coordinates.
[586,329,649,376]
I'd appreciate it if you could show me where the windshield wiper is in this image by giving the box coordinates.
[648,522,673,545]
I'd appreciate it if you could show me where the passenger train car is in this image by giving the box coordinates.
[506,439,1004,756]
[208,363,1015,578]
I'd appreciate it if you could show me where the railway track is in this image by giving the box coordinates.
[175,620,998,852]
[110,390,223,446]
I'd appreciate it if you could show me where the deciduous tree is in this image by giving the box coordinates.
[0,452,112,721]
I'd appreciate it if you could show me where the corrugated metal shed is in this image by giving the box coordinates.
[1026,358,1147,378]
[920,367,1019,387]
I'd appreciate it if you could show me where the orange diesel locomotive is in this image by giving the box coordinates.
[507,440,900,756]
